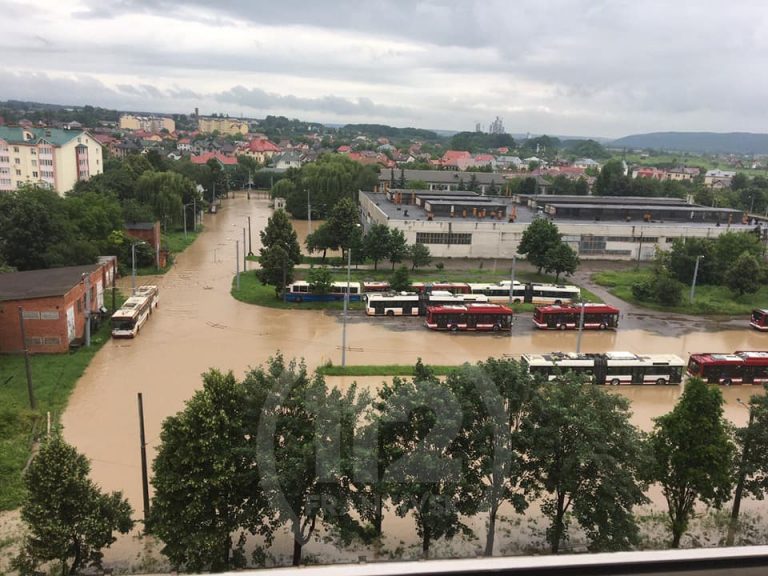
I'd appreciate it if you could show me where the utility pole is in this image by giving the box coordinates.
[690,255,704,303]
[341,247,352,367]
[509,255,516,335]
[307,189,312,235]
[82,273,91,347]
[575,298,586,353]
[17,307,36,410]
[236,240,240,290]
[243,227,247,271]
[137,393,151,530]
[247,216,254,256]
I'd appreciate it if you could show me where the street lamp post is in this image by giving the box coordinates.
[307,189,312,236]
[690,255,704,303]
[341,246,352,367]
[247,216,254,256]
[131,240,146,295]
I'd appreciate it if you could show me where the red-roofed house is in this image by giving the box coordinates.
[238,138,281,164]
[632,167,665,180]
[472,154,497,170]
[348,151,395,169]
[177,138,192,152]
[190,151,238,167]
[337,145,352,153]
[441,150,472,170]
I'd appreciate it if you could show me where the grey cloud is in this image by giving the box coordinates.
[216,86,411,118]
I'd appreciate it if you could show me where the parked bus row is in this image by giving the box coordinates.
[520,349,768,386]
[284,279,581,305]
[111,285,159,338]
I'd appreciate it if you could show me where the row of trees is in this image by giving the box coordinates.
[633,230,766,305]
[517,218,580,281]
[139,356,768,572]
[256,206,432,296]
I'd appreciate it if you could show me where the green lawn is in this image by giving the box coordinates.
[0,305,123,510]
[593,269,768,315]
[317,364,460,377]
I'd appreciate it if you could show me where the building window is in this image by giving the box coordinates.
[415,232,472,245]
[22,310,41,320]
[15,158,20,164]
[579,236,607,254]
[13,146,19,153]
[15,169,21,176]
[40,310,60,320]
[43,337,62,346]
[32,171,38,178]
[30,149,36,155]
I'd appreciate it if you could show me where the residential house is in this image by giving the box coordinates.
[440,150,472,170]
[666,166,700,181]
[496,156,525,170]
[272,150,304,170]
[705,169,736,186]
[239,138,281,164]
[190,151,238,168]
[177,138,192,152]
[632,167,666,180]
[0,258,117,354]
[0,126,103,194]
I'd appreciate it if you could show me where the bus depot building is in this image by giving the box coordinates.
[359,189,751,261]
[0,259,116,354]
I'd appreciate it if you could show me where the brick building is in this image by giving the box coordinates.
[0,258,116,354]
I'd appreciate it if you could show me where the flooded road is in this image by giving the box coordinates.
[60,194,768,567]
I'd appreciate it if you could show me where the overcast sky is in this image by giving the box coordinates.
[1,0,767,138]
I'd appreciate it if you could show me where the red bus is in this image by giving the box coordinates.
[532,303,620,330]
[686,351,768,385]
[409,282,472,295]
[750,309,768,331]
[425,303,513,332]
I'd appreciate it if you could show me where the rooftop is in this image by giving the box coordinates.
[0,126,91,147]
[0,264,102,302]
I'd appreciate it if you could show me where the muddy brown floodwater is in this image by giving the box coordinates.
[60,195,768,569]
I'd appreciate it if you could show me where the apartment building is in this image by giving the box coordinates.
[119,114,176,133]
[0,126,104,195]
[198,117,249,136]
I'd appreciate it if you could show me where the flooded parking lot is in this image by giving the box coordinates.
[60,195,767,566]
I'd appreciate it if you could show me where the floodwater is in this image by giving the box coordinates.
[60,194,768,568]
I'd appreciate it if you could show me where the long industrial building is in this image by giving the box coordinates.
[359,189,756,261]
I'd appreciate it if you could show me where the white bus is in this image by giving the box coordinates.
[111,293,154,338]
[134,284,159,311]
[469,281,580,305]
[364,291,489,316]
[520,351,685,385]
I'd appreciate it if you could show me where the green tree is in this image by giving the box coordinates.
[362,224,391,271]
[387,228,409,270]
[728,386,768,545]
[305,225,335,263]
[325,197,361,254]
[666,237,718,285]
[526,376,647,553]
[445,359,536,556]
[135,171,193,229]
[256,244,295,297]
[594,160,630,196]
[726,252,763,296]
[543,242,579,282]
[714,231,764,277]
[150,370,266,571]
[374,361,473,557]
[244,355,367,566]
[272,178,296,199]
[260,209,302,264]
[644,378,735,548]
[307,266,333,294]
[389,265,411,292]
[517,218,562,274]
[408,243,432,270]
[15,435,133,576]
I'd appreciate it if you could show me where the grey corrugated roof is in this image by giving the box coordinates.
[378,169,510,185]
[0,264,101,302]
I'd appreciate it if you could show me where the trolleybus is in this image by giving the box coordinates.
[521,351,685,385]
[469,281,581,304]
[364,291,489,316]
[750,309,768,331]
[532,303,619,330]
[284,281,362,303]
[425,303,513,332]
[111,289,157,338]
[686,350,768,385]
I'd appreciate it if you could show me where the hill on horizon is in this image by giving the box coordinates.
[609,131,768,155]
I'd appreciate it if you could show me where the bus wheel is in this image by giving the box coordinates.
[386,310,394,317]
[296,296,303,303]
[723,378,732,386]
[513,298,521,304]
[554,299,562,305]
[558,324,566,330]
[610,378,620,386]
[656,378,667,386]
[599,323,607,330]
[450,324,459,332]
[492,324,501,332]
